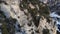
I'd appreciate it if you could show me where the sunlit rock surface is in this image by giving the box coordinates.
[0,0,57,34]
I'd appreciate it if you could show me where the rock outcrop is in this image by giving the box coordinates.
[0,0,57,34]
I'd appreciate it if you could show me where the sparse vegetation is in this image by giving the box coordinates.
[43,29,50,34]
[0,10,16,34]
[20,0,50,27]
[2,22,9,34]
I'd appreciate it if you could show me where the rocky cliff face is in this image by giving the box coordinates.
[0,0,57,34]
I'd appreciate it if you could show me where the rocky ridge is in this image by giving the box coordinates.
[0,0,57,34]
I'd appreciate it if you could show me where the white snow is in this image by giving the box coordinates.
[50,12,60,18]
[39,0,48,3]
[50,12,60,32]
